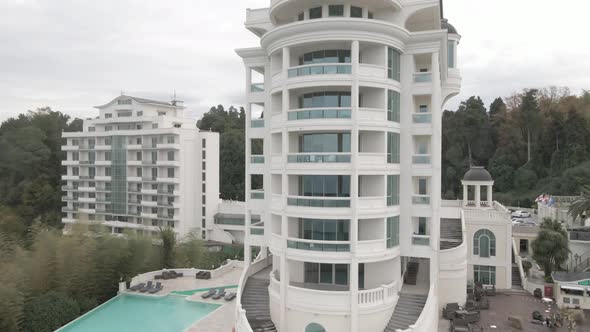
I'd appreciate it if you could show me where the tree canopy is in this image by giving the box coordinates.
[443,88,590,205]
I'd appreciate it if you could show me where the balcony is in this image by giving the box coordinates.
[358,196,387,212]
[412,195,431,205]
[250,227,264,235]
[287,108,351,121]
[94,144,111,150]
[62,145,79,151]
[141,188,158,195]
[250,119,265,128]
[287,153,350,163]
[61,175,79,181]
[287,64,351,78]
[250,156,265,164]
[250,83,264,93]
[141,212,158,219]
[412,155,431,165]
[358,108,386,122]
[79,175,94,180]
[357,239,387,256]
[142,201,158,207]
[62,207,76,213]
[412,234,431,246]
[287,196,350,208]
[94,176,111,181]
[61,160,79,166]
[413,113,432,124]
[156,143,180,150]
[250,190,265,200]
[156,160,180,167]
[142,160,157,165]
[94,160,111,166]
[413,72,432,83]
[358,64,386,79]
[286,238,350,252]
[79,160,94,165]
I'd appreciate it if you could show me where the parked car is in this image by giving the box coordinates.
[511,210,531,218]
[512,218,523,225]
[521,220,537,226]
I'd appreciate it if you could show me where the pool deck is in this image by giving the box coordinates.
[124,266,243,332]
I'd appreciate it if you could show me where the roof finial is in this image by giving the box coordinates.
[120,89,125,96]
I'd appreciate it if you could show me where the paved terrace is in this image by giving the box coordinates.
[126,263,244,332]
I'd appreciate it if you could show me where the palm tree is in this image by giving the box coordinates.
[568,185,590,225]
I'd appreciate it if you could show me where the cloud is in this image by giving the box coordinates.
[0,0,589,121]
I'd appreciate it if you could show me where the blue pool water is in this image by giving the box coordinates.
[57,294,221,332]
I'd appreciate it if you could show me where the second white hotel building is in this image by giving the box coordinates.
[236,0,466,331]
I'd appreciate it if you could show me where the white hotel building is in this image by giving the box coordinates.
[61,95,220,239]
[234,1,512,332]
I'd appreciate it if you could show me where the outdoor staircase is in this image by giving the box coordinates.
[383,293,428,332]
[440,218,462,250]
[403,261,419,285]
[241,268,277,332]
[512,265,522,288]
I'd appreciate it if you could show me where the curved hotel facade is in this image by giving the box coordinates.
[236,1,465,331]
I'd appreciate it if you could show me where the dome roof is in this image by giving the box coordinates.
[441,19,458,35]
[463,166,493,182]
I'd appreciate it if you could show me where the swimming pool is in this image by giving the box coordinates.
[57,293,221,332]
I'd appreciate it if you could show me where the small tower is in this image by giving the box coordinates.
[461,166,494,208]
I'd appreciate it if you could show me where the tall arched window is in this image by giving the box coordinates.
[473,229,496,257]
[305,323,326,332]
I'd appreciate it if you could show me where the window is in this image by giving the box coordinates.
[151,151,157,162]
[202,183,206,192]
[387,90,400,122]
[418,178,428,195]
[309,7,322,19]
[202,195,206,204]
[105,113,112,118]
[388,47,401,81]
[118,111,132,117]
[418,217,427,235]
[202,173,206,181]
[299,133,350,153]
[473,229,496,257]
[419,105,428,113]
[88,152,95,162]
[72,152,79,161]
[368,11,374,19]
[71,139,79,146]
[387,175,399,206]
[299,91,351,108]
[298,175,350,197]
[105,167,111,176]
[105,137,112,145]
[202,218,206,228]
[387,132,400,163]
[202,139,206,148]
[304,263,348,286]
[202,161,206,170]
[202,150,206,159]
[386,216,399,248]
[173,123,181,128]
[72,167,79,176]
[298,12,304,21]
[118,99,132,105]
[105,125,112,131]
[202,207,206,216]
[137,168,142,177]
[329,5,344,16]
[136,152,142,161]
[89,167,96,178]
[105,152,111,161]
[88,127,95,132]
[448,40,455,68]
[151,168,157,179]
[473,265,496,285]
[167,168,174,178]
[137,111,143,116]
[168,151,174,161]
[351,6,363,18]
[136,124,142,130]
[88,139,95,148]
[299,50,351,65]
[152,124,158,129]
[158,111,166,116]
[299,219,349,241]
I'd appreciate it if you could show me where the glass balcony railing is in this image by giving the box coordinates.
[250,190,265,200]
[251,119,264,128]
[250,227,264,235]
[250,83,264,92]
[412,113,432,124]
[250,156,265,163]
[412,155,431,164]
[412,235,430,246]
[413,72,432,83]
[288,64,352,78]
[412,195,431,205]
[287,196,350,208]
[288,108,351,121]
[287,239,350,252]
[287,153,351,163]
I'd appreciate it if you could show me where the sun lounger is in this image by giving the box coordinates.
[224,292,237,301]
[201,289,216,299]
[212,288,226,300]
[148,282,163,294]
[140,281,153,293]
[129,283,145,291]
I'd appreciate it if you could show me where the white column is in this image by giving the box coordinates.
[244,66,252,266]
[463,184,469,206]
[487,185,493,206]
[282,47,290,79]
[350,39,360,332]
[475,185,481,208]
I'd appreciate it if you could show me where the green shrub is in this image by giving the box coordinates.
[22,291,80,332]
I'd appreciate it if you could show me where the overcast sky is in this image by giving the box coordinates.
[1,0,589,122]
